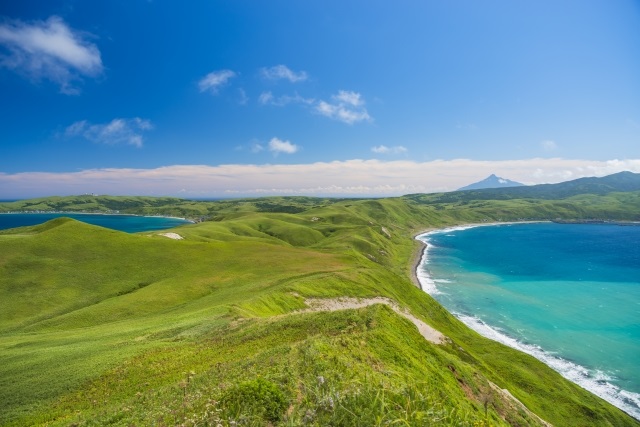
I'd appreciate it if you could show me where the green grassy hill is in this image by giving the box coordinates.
[1,192,639,426]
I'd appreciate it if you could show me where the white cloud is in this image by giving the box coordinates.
[198,69,235,94]
[258,91,274,105]
[259,91,314,107]
[541,140,558,151]
[268,137,298,154]
[0,16,102,94]
[260,65,308,82]
[2,158,640,199]
[315,90,372,124]
[65,118,153,147]
[372,145,407,154]
[333,90,363,106]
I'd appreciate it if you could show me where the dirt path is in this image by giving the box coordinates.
[158,232,183,240]
[299,297,447,345]
[488,381,553,426]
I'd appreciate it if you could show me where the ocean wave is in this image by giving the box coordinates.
[454,313,640,420]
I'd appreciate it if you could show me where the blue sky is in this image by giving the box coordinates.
[1,0,639,198]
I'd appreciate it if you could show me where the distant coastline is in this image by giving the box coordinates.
[552,219,640,226]
[0,212,193,234]
[0,210,195,223]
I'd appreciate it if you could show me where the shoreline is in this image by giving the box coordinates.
[411,221,640,421]
[409,228,435,290]
[409,221,547,290]
[0,211,195,223]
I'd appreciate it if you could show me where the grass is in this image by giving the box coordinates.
[1,194,639,426]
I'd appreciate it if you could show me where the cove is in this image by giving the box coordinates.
[417,222,640,420]
[0,213,191,233]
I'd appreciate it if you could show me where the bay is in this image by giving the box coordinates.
[417,222,640,420]
[0,213,191,233]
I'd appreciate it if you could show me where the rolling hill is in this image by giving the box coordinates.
[1,173,639,426]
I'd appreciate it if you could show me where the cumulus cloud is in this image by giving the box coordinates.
[260,64,308,82]
[198,69,235,94]
[65,118,153,147]
[372,145,407,154]
[0,15,103,94]
[2,158,639,199]
[268,137,298,154]
[541,140,558,151]
[315,90,371,124]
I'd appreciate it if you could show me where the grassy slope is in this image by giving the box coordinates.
[0,195,638,426]
[0,195,348,220]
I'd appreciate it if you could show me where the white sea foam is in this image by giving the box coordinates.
[454,313,640,420]
[415,241,442,295]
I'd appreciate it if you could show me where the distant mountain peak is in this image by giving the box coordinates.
[457,174,525,191]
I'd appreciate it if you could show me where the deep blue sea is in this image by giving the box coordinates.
[417,223,640,420]
[0,213,191,233]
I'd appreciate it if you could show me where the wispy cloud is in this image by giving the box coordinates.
[258,91,274,105]
[250,143,265,153]
[258,91,315,107]
[3,158,639,198]
[260,64,308,82]
[198,69,235,94]
[268,137,299,154]
[258,88,369,125]
[541,140,558,151]
[237,88,249,105]
[315,90,372,124]
[0,16,102,94]
[65,118,153,147]
[456,122,478,131]
[372,145,407,154]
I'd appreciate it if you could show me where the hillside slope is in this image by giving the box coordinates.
[0,195,638,426]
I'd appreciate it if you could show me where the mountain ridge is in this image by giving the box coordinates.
[457,174,525,191]
[419,171,640,203]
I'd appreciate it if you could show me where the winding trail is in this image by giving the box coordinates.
[299,297,447,345]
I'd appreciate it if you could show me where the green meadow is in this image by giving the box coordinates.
[1,190,640,426]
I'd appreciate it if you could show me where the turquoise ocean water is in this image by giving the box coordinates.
[417,223,640,420]
[0,213,191,233]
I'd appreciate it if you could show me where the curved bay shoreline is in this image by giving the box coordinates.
[0,210,194,222]
[0,212,193,234]
[411,222,640,421]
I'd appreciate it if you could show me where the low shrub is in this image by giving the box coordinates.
[221,378,288,422]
